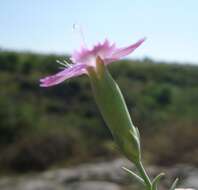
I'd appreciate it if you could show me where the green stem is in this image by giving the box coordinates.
[136,161,152,190]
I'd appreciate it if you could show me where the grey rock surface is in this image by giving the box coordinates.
[180,170,198,189]
[66,181,121,190]
[0,159,197,190]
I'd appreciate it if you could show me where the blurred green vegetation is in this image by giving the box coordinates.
[0,50,198,172]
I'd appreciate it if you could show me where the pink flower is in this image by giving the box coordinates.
[40,38,145,87]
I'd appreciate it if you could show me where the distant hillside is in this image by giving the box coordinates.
[0,50,198,172]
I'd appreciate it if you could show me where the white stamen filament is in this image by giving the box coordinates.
[72,24,87,47]
[56,60,72,69]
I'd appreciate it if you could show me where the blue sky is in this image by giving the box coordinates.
[0,0,198,64]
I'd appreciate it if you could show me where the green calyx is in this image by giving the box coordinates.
[87,56,141,163]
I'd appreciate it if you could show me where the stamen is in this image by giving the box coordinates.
[72,24,87,47]
[56,59,72,69]
[63,60,72,67]
[56,60,67,67]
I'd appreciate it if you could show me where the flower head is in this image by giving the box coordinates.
[40,38,145,87]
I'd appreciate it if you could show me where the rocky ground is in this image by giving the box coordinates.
[0,159,197,190]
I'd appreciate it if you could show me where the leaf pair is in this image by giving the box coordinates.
[123,167,179,190]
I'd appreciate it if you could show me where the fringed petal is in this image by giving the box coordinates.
[111,38,146,59]
[40,64,87,87]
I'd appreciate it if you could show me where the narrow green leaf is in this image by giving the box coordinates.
[122,166,145,186]
[152,172,165,190]
[169,178,179,190]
